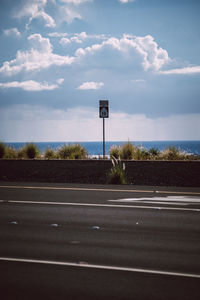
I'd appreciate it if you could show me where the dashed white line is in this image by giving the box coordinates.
[0,257,199,279]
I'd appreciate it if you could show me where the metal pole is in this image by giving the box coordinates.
[103,117,105,158]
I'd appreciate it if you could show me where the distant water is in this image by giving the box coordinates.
[5,141,200,156]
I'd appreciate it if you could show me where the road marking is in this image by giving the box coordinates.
[0,185,153,193]
[0,199,199,212]
[0,257,199,279]
[0,185,200,196]
[110,196,200,203]
[109,196,200,207]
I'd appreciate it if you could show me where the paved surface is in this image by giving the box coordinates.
[0,182,200,299]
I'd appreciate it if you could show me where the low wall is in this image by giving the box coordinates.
[0,159,199,187]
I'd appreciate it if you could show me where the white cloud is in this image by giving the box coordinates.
[59,37,71,45]
[0,32,181,77]
[71,32,88,43]
[49,32,69,37]
[119,0,134,3]
[76,32,87,39]
[0,78,64,91]
[33,10,56,28]
[75,43,103,56]
[71,37,82,43]
[60,7,82,24]
[3,28,21,37]
[60,0,93,4]
[75,34,170,71]
[124,34,170,71]
[51,31,105,41]
[28,33,53,52]
[15,0,55,28]
[0,34,75,76]
[87,33,108,40]
[16,0,45,18]
[59,32,87,45]
[57,78,64,85]
[1,105,200,142]
[73,32,107,41]
[77,81,104,90]
[160,66,200,75]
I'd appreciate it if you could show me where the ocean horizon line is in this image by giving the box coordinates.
[4,139,200,143]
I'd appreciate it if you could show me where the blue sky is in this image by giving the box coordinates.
[0,0,200,142]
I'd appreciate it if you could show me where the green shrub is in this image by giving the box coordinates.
[134,147,151,160]
[185,154,200,160]
[109,145,120,159]
[57,144,88,159]
[4,147,17,159]
[71,144,88,159]
[120,142,135,160]
[148,147,160,159]
[0,142,6,158]
[108,157,127,184]
[160,146,186,161]
[44,148,56,159]
[108,143,191,161]
[24,143,40,159]
[17,147,26,159]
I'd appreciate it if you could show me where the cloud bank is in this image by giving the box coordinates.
[1,105,200,142]
[0,33,171,77]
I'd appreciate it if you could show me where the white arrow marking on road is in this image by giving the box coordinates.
[109,196,200,206]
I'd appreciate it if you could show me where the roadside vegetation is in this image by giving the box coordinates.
[0,142,88,160]
[109,142,200,161]
[107,157,127,184]
[44,148,57,159]
[0,142,6,158]
[56,144,88,159]
[0,142,40,159]
[23,143,40,159]
[0,141,199,160]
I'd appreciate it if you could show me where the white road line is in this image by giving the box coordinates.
[0,257,199,279]
[0,185,154,193]
[0,185,200,195]
[0,199,199,212]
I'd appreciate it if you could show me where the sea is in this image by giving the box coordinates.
[5,141,200,156]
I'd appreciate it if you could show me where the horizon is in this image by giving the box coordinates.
[4,139,200,144]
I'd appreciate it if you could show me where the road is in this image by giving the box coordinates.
[0,182,200,299]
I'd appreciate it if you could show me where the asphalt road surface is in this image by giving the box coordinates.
[0,182,200,300]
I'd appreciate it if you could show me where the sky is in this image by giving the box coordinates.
[0,0,200,142]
